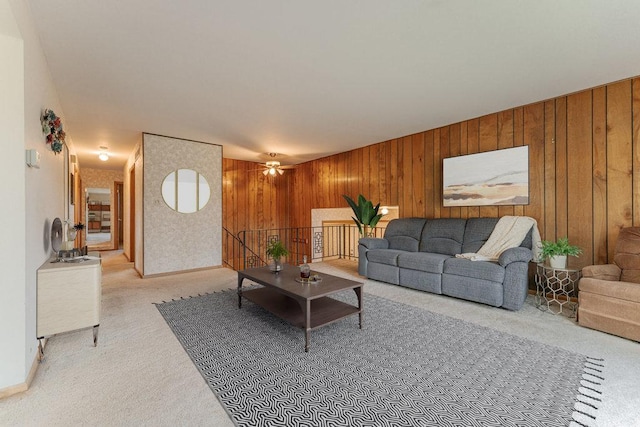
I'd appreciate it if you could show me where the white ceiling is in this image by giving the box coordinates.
[26,0,640,170]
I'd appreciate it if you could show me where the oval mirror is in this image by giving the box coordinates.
[161,169,210,213]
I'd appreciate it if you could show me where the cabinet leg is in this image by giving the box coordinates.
[93,325,99,347]
[37,338,44,362]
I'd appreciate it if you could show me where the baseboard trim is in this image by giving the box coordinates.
[142,264,223,279]
[0,352,39,399]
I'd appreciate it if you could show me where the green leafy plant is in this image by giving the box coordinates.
[266,240,289,259]
[343,194,383,237]
[539,237,582,260]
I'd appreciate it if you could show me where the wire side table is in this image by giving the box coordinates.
[535,263,581,317]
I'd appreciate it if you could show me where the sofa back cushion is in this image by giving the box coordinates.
[462,218,499,253]
[419,219,467,255]
[384,218,427,252]
[614,227,640,283]
[462,217,533,253]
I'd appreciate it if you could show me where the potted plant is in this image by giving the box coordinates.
[540,237,582,269]
[343,194,384,237]
[266,240,289,273]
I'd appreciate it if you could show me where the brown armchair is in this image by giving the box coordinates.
[578,227,640,342]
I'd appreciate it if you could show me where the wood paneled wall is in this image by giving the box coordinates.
[222,159,290,233]
[223,77,640,268]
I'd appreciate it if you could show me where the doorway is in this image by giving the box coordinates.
[86,187,111,247]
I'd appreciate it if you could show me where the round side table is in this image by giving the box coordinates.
[534,263,581,317]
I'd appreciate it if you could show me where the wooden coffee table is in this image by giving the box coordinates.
[237,265,363,352]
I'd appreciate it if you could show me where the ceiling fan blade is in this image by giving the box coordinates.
[277,168,284,175]
[263,169,269,176]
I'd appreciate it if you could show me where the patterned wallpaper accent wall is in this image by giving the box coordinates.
[143,134,222,275]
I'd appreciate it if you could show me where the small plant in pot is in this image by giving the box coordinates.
[266,240,289,273]
[540,237,582,269]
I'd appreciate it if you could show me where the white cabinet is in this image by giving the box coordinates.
[36,258,102,349]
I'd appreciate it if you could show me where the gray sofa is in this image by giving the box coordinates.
[358,217,534,310]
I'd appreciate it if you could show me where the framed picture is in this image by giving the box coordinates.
[443,146,529,207]
[70,172,75,205]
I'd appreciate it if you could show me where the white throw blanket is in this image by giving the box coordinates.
[456,216,542,262]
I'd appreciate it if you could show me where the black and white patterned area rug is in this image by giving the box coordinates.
[155,290,604,427]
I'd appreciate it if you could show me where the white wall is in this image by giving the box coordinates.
[0,1,26,390]
[1,0,68,392]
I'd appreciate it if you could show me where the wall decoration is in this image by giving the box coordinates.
[40,109,66,154]
[443,146,529,207]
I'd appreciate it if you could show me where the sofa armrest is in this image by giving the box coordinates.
[582,264,621,281]
[498,247,533,267]
[359,238,389,250]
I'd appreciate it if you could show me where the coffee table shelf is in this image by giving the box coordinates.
[242,287,360,330]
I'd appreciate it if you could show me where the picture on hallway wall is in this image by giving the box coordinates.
[443,146,529,207]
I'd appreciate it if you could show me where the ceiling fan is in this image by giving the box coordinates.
[261,153,287,176]
[263,160,285,176]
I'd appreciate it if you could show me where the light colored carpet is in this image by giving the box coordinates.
[1,252,639,426]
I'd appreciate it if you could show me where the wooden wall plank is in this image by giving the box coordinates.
[466,119,480,218]
[459,123,469,219]
[376,145,387,206]
[438,128,450,218]
[497,110,515,218]
[411,133,426,216]
[567,91,594,268]
[543,101,556,244]
[633,78,640,226]
[368,144,381,205]
[448,124,462,218]
[607,80,633,260]
[361,146,371,201]
[592,87,608,265]
[424,131,435,218]
[389,139,399,207]
[524,103,545,229]
[554,97,568,240]
[433,129,441,218]
[513,108,525,217]
[479,114,498,218]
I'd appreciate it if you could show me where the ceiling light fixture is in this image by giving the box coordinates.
[263,160,284,176]
[98,146,109,161]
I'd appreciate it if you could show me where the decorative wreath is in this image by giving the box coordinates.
[41,109,66,154]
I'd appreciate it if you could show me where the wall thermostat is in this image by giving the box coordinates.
[26,149,41,168]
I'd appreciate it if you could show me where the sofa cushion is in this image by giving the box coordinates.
[461,218,499,253]
[368,263,400,285]
[462,217,533,253]
[419,218,466,255]
[443,257,505,283]
[442,274,504,307]
[397,252,451,274]
[367,249,406,266]
[579,277,640,304]
[614,227,640,284]
[384,218,427,252]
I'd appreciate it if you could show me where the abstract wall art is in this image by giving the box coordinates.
[443,146,529,207]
